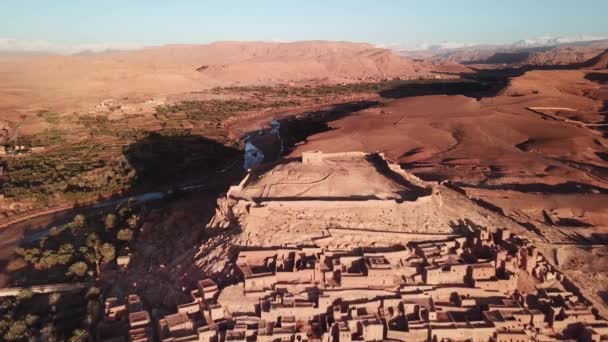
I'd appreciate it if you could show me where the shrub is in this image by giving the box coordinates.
[23,314,38,326]
[117,229,134,242]
[100,243,115,263]
[69,329,88,342]
[4,320,28,341]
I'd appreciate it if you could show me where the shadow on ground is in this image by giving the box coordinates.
[378,79,496,99]
[2,133,244,288]
[455,181,608,195]
[122,132,242,190]
[585,72,608,85]
[243,101,379,163]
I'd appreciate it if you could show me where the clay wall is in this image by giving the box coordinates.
[386,328,428,342]
[361,321,384,341]
[423,263,468,285]
[276,268,314,283]
[475,276,518,294]
[469,262,496,280]
[340,274,368,288]
[245,196,453,234]
[244,274,276,292]
[301,151,368,165]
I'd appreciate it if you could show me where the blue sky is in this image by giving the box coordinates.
[1,0,607,50]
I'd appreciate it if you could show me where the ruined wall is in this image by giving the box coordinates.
[301,151,368,165]
[242,193,453,235]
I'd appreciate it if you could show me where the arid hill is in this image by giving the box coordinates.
[0,41,427,118]
[522,46,604,66]
[200,47,426,84]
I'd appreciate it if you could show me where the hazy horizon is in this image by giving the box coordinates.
[1,0,607,54]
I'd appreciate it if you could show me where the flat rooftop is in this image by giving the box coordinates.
[230,152,427,201]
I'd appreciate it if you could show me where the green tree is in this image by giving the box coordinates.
[67,262,88,278]
[55,243,75,265]
[72,214,87,229]
[100,243,115,262]
[104,213,117,230]
[69,329,88,342]
[83,234,115,277]
[15,247,40,264]
[16,289,33,301]
[23,314,38,326]
[4,320,28,341]
[116,229,134,242]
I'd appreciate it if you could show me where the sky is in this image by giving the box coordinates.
[1,0,607,53]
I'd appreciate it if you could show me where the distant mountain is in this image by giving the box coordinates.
[510,36,607,48]
[195,41,427,83]
[399,38,608,67]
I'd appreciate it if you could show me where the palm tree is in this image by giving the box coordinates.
[67,262,88,277]
[104,213,117,230]
[73,214,86,227]
[69,328,88,342]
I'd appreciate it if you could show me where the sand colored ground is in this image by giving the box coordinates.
[0,41,428,120]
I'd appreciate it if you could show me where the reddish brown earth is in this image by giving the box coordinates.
[524,45,608,66]
[1,40,608,312]
[0,41,429,122]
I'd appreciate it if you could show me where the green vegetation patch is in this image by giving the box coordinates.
[36,110,62,125]
[0,288,101,341]
[155,99,300,121]
[0,144,133,202]
[214,78,487,98]
[18,128,66,147]
[2,205,143,340]
[10,203,142,286]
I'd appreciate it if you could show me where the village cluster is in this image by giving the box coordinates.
[96,224,608,341]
